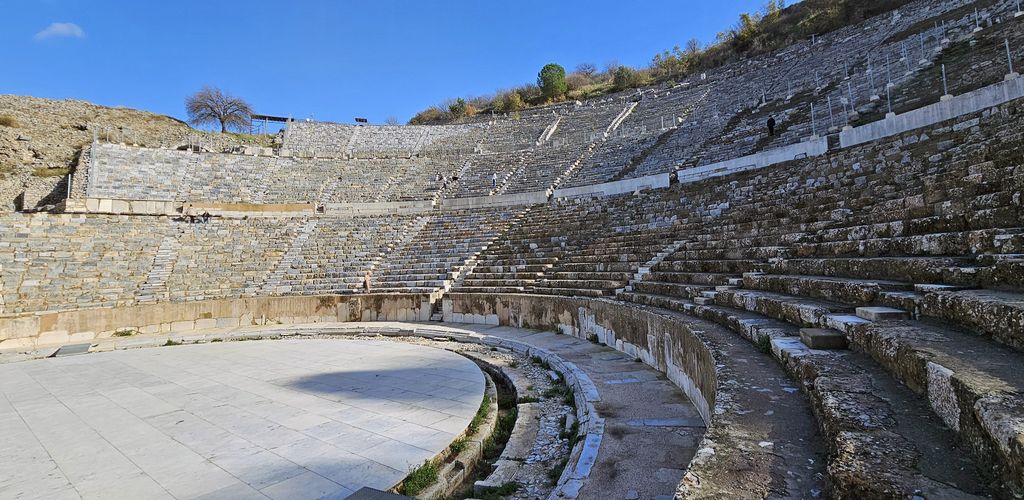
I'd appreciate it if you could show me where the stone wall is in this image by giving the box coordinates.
[0,293,430,350]
[443,293,717,423]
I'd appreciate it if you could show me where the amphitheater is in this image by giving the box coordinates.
[3,1,1024,499]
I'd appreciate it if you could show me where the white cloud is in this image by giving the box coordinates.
[34,22,85,41]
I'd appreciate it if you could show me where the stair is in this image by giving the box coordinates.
[537,115,562,145]
[137,232,182,303]
[261,219,319,294]
[616,240,686,295]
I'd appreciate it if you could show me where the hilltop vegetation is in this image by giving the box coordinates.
[0,95,272,212]
[409,0,916,125]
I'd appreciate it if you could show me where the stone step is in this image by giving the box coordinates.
[855,306,911,321]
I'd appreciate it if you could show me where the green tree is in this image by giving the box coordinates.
[448,98,468,117]
[612,66,646,91]
[537,63,568,100]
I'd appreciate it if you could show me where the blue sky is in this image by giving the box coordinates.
[3,0,766,126]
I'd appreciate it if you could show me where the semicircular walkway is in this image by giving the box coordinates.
[0,339,485,499]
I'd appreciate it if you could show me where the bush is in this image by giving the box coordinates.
[0,115,19,128]
[449,98,468,117]
[400,460,438,496]
[537,63,568,100]
[566,73,593,91]
[612,66,647,91]
[494,91,527,113]
[408,107,450,125]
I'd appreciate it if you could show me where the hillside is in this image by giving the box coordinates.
[0,95,271,212]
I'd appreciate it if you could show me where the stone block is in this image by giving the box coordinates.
[194,318,217,330]
[215,317,240,328]
[37,330,70,346]
[694,297,714,305]
[855,306,910,321]
[169,320,195,332]
[800,328,848,350]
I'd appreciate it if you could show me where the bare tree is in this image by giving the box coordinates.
[185,86,252,133]
[385,116,400,125]
[574,63,598,78]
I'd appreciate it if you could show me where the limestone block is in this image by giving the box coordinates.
[169,320,195,332]
[68,331,96,343]
[37,330,70,346]
[215,317,240,328]
[194,318,217,330]
[855,306,909,321]
[110,200,129,214]
[799,328,848,350]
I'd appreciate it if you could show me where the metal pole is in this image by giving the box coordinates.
[810,103,816,136]
[1007,39,1016,75]
[942,64,949,96]
[886,52,892,85]
[886,85,893,115]
[827,95,835,128]
[847,81,855,108]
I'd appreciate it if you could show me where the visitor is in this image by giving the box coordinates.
[363,270,372,292]
[767,116,776,137]
[491,172,498,189]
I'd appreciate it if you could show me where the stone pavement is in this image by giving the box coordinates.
[453,324,704,500]
[0,339,484,499]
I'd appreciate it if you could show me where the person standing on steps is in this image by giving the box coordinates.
[767,115,776,137]
[491,172,498,190]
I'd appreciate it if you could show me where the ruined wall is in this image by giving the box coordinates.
[0,293,430,351]
[444,293,717,423]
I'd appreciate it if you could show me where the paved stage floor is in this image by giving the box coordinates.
[0,339,485,499]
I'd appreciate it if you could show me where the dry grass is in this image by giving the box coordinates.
[31,167,69,178]
[0,114,19,128]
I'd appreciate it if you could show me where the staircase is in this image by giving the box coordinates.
[547,102,637,192]
[491,153,529,196]
[435,160,472,203]
[537,115,562,145]
[261,219,319,295]
[447,208,532,291]
[137,233,182,303]
[616,239,686,295]
[369,216,430,275]
[174,152,203,203]
[606,102,639,136]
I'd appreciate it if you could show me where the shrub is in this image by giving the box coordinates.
[400,460,438,496]
[0,115,19,128]
[612,66,647,91]
[408,107,450,125]
[448,98,468,117]
[537,63,568,100]
[566,73,593,91]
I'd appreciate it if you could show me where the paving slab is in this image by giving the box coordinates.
[0,339,484,499]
